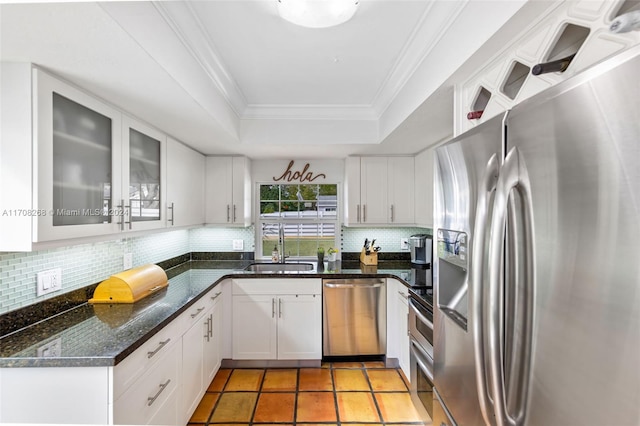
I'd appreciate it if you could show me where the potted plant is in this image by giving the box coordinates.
[317,246,325,263]
[327,247,338,262]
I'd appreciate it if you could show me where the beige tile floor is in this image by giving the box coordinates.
[188,361,426,425]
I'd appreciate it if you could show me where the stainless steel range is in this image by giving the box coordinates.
[408,288,434,423]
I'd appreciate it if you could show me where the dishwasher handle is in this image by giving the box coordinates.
[324,282,383,289]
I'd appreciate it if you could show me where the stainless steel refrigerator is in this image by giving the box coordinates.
[433,45,640,426]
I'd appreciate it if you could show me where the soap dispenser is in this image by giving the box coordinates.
[271,245,279,263]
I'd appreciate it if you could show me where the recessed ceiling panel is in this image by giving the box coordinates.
[189,0,431,106]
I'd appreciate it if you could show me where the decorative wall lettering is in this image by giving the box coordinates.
[273,160,327,183]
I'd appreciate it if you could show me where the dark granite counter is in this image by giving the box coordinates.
[0,260,430,368]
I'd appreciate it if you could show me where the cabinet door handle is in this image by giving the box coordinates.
[398,290,408,299]
[211,292,222,301]
[147,338,171,359]
[357,204,361,222]
[363,205,366,222]
[226,205,230,222]
[117,199,125,231]
[168,202,174,226]
[279,298,282,318]
[233,204,237,222]
[124,203,132,230]
[407,313,410,336]
[391,205,395,222]
[272,298,276,318]
[147,379,171,406]
[204,315,212,341]
[191,307,205,318]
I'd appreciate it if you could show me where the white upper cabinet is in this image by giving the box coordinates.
[388,157,415,225]
[345,156,415,226]
[166,137,205,228]
[0,65,205,251]
[205,156,252,226]
[414,147,436,228]
[33,67,124,242]
[121,115,167,232]
[360,157,389,224]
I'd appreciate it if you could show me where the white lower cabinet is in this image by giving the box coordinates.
[181,287,223,423]
[114,342,180,425]
[233,294,278,359]
[115,284,224,425]
[386,278,411,382]
[397,287,410,380]
[232,279,322,360]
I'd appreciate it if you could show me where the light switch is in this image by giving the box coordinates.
[37,268,62,296]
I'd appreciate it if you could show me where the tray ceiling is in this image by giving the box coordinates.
[0,1,537,158]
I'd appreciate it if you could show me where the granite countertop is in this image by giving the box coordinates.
[0,260,430,368]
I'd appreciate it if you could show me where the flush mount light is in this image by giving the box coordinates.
[277,0,359,29]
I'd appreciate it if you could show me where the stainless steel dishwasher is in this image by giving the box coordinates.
[322,278,386,356]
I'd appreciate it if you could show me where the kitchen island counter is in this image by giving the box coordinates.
[0,260,427,368]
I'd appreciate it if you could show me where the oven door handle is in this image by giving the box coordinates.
[409,298,433,330]
[410,337,434,383]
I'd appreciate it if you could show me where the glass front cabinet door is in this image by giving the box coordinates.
[34,69,124,241]
[122,116,166,232]
[33,70,167,242]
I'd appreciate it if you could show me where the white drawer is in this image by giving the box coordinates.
[180,286,222,328]
[113,316,182,400]
[232,278,321,295]
[114,341,180,425]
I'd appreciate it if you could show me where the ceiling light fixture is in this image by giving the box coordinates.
[277,0,360,29]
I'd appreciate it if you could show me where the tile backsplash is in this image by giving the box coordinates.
[341,227,431,253]
[0,230,189,314]
[190,227,256,252]
[0,225,429,314]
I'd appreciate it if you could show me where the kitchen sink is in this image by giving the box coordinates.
[244,262,314,272]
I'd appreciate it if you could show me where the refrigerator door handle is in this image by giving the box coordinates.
[471,153,500,426]
[487,147,535,426]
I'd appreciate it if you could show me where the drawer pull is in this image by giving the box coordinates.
[398,290,408,299]
[147,339,171,359]
[147,379,171,406]
[211,292,222,301]
[191,307,205,318]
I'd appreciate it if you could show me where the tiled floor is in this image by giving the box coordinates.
[188,361,426,425]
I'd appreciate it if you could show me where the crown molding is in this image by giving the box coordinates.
[242,104,378,120]
[154,1,248,117]
[153,0,449,124]
[370,0,467,118]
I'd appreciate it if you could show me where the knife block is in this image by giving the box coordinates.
[360,249,378,266]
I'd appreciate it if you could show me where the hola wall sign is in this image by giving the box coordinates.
[273,160,327,183]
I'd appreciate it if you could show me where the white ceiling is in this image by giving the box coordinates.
[0,0,549,159]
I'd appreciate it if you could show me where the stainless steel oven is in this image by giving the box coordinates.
[409,295,434,422]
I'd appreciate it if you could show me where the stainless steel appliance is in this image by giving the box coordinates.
[434,46,640,426]
[410,234,432,265]
[322,278,386,356]
[409,294,434,422]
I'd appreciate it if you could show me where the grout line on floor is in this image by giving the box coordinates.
[199,364,423,426]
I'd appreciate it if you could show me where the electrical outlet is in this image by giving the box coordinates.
[123,252,133,270]
[401,238,409,250]
[37,338,62,357]
[36,268,62,296]
[232,239,244,250]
